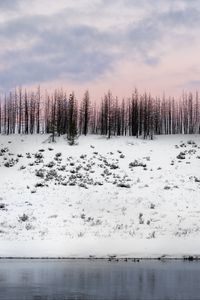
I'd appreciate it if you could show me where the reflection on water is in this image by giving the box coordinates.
[0,259,200,300]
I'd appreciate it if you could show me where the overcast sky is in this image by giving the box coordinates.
[0,0,200,98]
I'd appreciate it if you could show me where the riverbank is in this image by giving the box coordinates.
[1,238,200,259]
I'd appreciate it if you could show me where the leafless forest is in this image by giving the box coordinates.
[0,88,200,142]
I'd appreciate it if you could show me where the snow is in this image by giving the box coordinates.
[0,134,200,258]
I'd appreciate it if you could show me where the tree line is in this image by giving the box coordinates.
[0,87,200,143]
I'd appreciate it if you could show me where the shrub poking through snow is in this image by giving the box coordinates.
[46,169,58,180]
[164,185,171,190]
[35,169,45,178]
[55,152,62,158]
[177,152,186,160]
[139,213,144,224]
[117,183,131,188]
[34,152,43,159]
[35,182,45,188]
[0,203,6,210]
[150,203,155,209]
[19,213,29,222]
[194,177,200,183]
[110,164,119,170]
[187,140,196,145]
[129,160,147,168]
[20,165,26,170]
[0,147,9,154]
[4,159,18,168]
[180,142,186,148]
[46,161,55,168]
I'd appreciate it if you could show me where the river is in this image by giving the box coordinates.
[0,259,199,300]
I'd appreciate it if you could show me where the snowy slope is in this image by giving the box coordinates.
[0,134,200,258]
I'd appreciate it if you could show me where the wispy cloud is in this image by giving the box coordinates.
[0,0,21,11]
[182,80,200,90]
[0,0,199,92]
[0,13,118,89]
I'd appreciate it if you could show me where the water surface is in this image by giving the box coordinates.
[0,259,199,300]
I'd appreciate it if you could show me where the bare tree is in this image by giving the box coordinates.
[67,92,78,145]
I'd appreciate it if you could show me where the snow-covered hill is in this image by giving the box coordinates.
[0,134,200,258]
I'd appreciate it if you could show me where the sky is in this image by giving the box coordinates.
[0,0,200,99]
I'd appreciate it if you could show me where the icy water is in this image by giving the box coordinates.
[0,260,200,300]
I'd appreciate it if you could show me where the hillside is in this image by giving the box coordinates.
[0,134,200,258]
